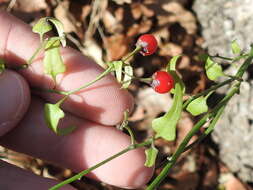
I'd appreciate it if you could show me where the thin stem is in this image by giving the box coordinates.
[183,105,226,153]
[210,54,234,61]
[122,46,142,63]
[183,78,234,109]
[49,140,152,190]
[124,126,135,145]
[146,54,253,189]
[27,40,47,65]
[67,65,114,95]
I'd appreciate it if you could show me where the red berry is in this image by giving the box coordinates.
[151,71,174,93]
[136,34,158,56]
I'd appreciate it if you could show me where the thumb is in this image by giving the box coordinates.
[0,70,30,136]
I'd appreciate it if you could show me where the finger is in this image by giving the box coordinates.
[0,11,133,125]
[0,97,153,189]
[0,160,75,190]
[0,70,30,136]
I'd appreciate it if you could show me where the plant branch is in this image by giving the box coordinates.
[49,139,152,190]
[146,54,253,190]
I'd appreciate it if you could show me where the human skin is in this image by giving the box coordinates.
[0,11,153,189]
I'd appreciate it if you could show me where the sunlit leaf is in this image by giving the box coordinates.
[0,59,5,74]
[122,65,133,89]
[186,96,208,116]
[44,102,75,135]
[43,37,66,82]
[47,17,66,47]
[112,61,123,83]
[32,18,53,42]
[152,56,184,141]
[231,40,241,54]
[44,103,64,134]
[205,57,224,81]
[144,144,158,167]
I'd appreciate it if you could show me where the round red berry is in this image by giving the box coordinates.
[151,71,174,93]
[136,34,158,56]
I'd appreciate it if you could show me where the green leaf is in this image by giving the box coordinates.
[167,55,181,71]
[112,61,123,83]
[32,18,53,42]
[205,57,224,81]
[122,65,133,89]
[186,96,208,116]
[44,102,75,135]
[44,102,64,134]
[144,144,158,167]
[47,17,66,47]
[231,40,241,54]
[0,59,5,74]
[198,54,209,62]
[152,56,184,141]
[43,37,66,82]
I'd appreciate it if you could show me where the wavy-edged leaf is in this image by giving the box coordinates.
[231,40,241,54]
[122,65,133,89]
[47,17,66,47]
[205,57,224,81]
[44,103,64,134]
[43,37,66,82]
[145,144,158,167]
[0,59,5,74]
[44,102,75,135]
[152,55,184,141]
[32,18,53,42]
[186,96,208,116]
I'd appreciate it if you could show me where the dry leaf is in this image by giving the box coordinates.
[111,0,131,5]
[105,34,129,61]
[82,39,105,68]
[54,1,79,35]
[131,3,142,20]
[162,2,197,34]
[159,42,183,56]
[102,10,123,34]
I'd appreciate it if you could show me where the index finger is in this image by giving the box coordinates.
[0,11,133,125]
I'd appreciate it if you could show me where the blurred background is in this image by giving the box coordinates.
[1,0,253,189]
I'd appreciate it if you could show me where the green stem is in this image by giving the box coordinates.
[183,78,234,109]
[210,54,234,61]
[146,53,253,190]
[182,105,226,153]
[67,65,114,95]
[49,140,152,190]
[122,46,142,63]
[124,126,135,145]
[27,40,47,65]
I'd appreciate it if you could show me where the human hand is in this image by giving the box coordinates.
[0,11,153,190]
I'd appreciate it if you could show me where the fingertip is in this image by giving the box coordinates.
[0,70,30,136]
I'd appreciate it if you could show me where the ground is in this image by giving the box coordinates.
[0,0,252,190]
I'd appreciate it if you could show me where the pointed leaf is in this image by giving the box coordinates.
[186,96,208,116]
[43,38,66,82]
[205,57,224,81]
[44,103,75,135]
[112,61,123,83]
[32,18,53,42]
[122,65,133,89]
[145,145,158,167]
[44,103,65,134]
[47,17,66,47]
[231,40,241,54]
[152,56,184,141]
[0,59,5,74]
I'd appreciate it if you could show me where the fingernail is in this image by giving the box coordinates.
[0,70,30,136]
